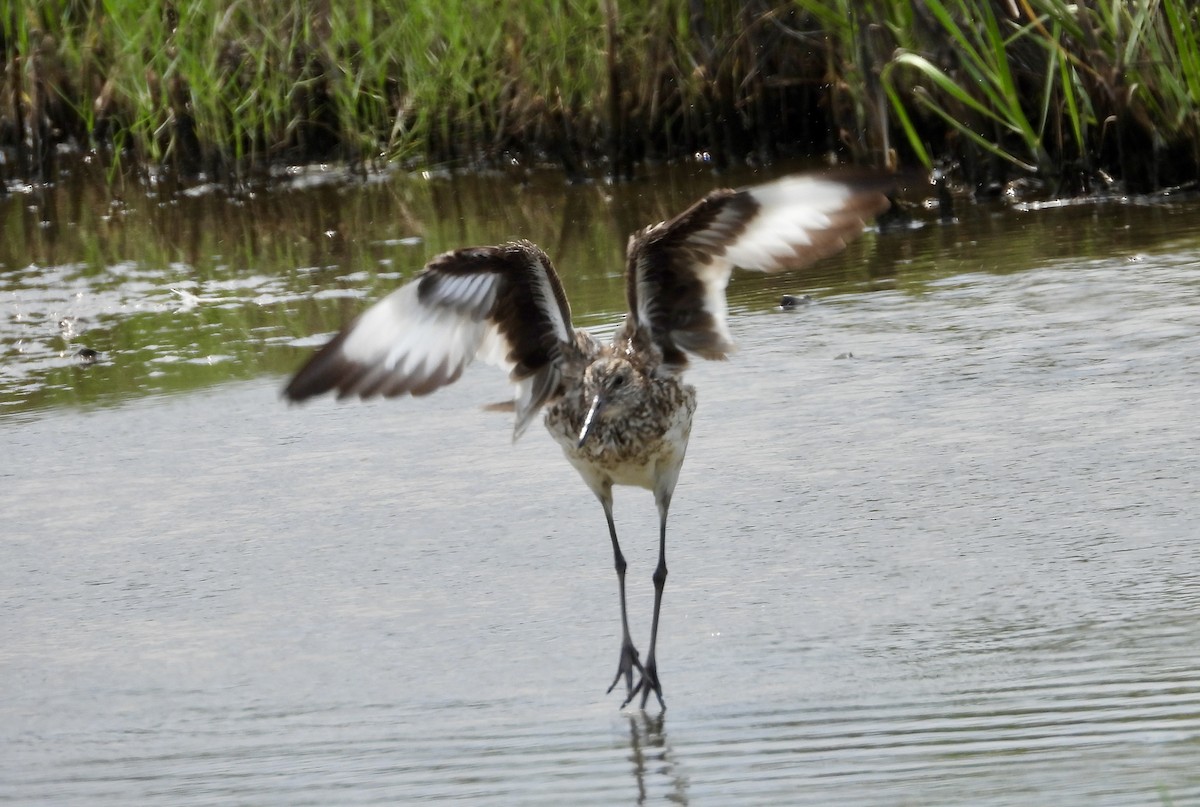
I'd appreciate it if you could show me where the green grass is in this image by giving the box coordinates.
[880,0,1200,191]
[3,0,1199,193]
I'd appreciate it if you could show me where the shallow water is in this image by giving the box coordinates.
[2,166,1199,804]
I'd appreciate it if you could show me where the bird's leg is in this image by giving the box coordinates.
[600,492,644,700]
[626,492,670,711]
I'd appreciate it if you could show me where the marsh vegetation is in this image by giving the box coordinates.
[3,1,1199,193]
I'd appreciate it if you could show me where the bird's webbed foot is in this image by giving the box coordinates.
[606,638,644,701]
[624,658,665,711]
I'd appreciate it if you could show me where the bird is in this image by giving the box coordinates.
[778,293,815,310]
[284,170,893,710]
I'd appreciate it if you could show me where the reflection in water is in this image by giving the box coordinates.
[3,161,1198,419]
[627,713,688,805]
[3,166,726,414]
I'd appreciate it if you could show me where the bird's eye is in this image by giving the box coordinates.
[612,374,626,388]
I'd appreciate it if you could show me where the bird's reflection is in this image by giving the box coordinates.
[626,712,688,805]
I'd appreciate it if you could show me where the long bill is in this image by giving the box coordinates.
[576,393,606,448]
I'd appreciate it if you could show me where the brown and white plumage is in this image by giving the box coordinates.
[285,242,571,437]
[285,170,893,709]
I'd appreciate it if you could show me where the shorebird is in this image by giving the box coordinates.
[284,170,893,709]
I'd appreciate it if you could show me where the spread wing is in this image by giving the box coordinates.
[626,171,893,365]
[284,240,573,438]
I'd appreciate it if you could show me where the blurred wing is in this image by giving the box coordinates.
[284,240,573,438]
[627,171,893,364]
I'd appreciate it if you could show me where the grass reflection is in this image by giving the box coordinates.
[4,164,1199,419]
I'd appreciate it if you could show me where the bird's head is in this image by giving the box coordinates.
[576,357,643,447]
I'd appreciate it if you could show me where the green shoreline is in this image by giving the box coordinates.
[3,0,1199,194]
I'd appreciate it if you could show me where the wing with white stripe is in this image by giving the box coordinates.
[626,171,893,365]
[285,240,573,438]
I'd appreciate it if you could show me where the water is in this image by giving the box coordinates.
[2,166,1199,804]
